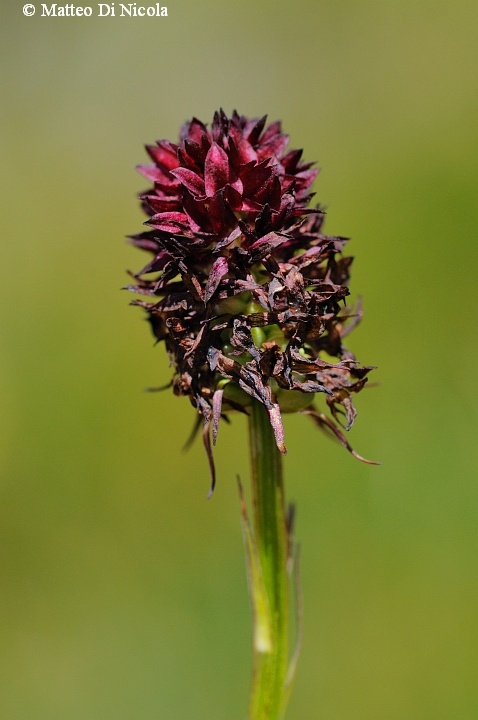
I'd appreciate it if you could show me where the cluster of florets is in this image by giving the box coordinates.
[127,110,376,493]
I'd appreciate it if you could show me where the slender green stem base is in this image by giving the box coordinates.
[247,400,289,720]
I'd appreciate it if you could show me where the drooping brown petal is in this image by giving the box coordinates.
[291,378,331,395]
[152,260,179,292]
[177,260,204,302]
[302,408,380,465]
[182,413,202,451]
[202,421,216,497]
[127,231,162,254]
[134,250,171,277]
[183,323,207,363]
[143,380,173,393]
[267,403,287,454]
[327,391,357,431]
[123,283,159,297]
[212,389,224,445]
[231,319,261,362]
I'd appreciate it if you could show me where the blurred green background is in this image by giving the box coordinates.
[1,1,477,718]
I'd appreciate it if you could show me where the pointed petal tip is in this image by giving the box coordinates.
[352,452,381,466]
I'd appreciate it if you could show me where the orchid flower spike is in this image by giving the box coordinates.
[127,109,377,494]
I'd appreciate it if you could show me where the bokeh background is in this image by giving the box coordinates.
[1,1,477,718]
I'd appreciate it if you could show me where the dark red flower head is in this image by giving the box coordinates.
[127,110,377,494]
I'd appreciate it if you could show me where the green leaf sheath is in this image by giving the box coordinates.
[247,400,290,720]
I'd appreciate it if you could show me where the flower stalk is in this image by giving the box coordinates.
[243,399,290,720]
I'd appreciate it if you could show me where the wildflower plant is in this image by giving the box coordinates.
[126,109,377,719]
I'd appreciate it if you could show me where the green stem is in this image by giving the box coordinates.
[248,400,289,720]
